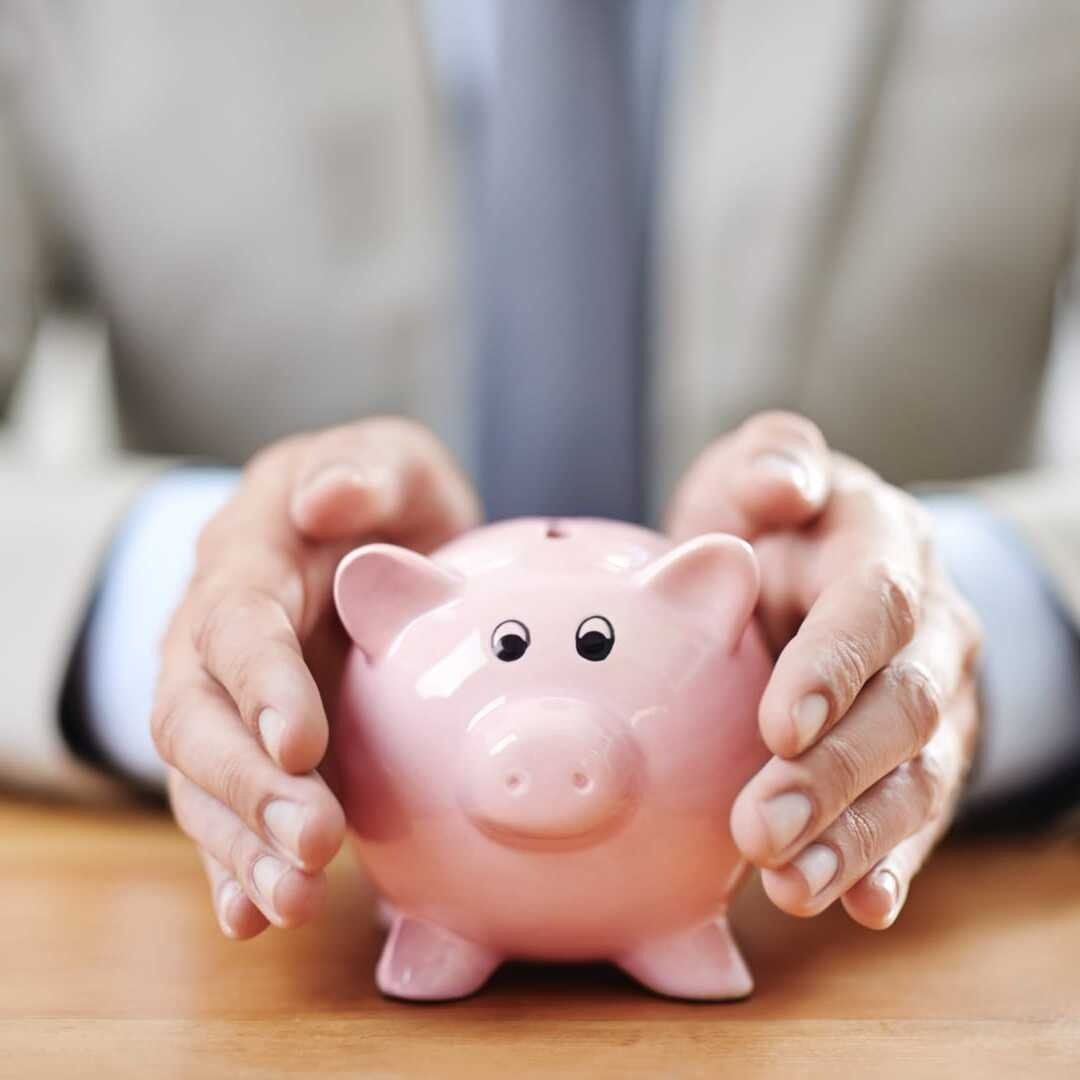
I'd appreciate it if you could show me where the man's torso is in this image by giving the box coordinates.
[4,0,1080,510]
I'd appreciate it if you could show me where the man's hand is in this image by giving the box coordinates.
[151,418,480,939]
[666,412,983,929]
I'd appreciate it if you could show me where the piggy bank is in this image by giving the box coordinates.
[328,517,773,1001]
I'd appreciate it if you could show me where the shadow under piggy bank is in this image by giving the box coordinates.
[306,833,1080,1015]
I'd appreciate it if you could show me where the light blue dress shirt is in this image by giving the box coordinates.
[80,470,1080,807]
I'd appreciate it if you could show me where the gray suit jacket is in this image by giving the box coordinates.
[2,0,1080,796]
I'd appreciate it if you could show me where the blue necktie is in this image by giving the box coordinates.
[477,0,642,522]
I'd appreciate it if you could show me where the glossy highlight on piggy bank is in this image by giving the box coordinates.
[328,518,773,1001]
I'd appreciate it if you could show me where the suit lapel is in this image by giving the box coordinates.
[649,0,901,514]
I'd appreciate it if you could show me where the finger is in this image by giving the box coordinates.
[732,646,950,869]
[736,605,970,867]
[758,557,923,757]
[842,693,975,930]
[289,417,481,548]
[665,411,830,541]
[152,678,345,872]
[760,716,965,919]
[188,575,329,773]
[171,771,328,929]
[186,523,330,773]
[840,816,944,930]
[197,847,269,940]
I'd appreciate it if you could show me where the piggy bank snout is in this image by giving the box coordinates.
[458,699,641,848]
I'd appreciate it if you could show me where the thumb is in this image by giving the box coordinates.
[664,411,831,541]
[289,417,481,549]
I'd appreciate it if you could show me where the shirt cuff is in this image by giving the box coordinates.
[923,494,1080,811]
[80,467,240,787]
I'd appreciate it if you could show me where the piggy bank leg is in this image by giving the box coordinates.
[615,917,753,1001]
[377,915,501,1002]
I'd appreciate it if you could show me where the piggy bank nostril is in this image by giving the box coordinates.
[504,771,528,794]
[572,771,592,792]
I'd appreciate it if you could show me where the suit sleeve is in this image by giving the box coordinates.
[0,97,169,800]
[944,249,1080,824]
[924,495,1080,814]
[969,183,1080,629]
[972,466,1080,629]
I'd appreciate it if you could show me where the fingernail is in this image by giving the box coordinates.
[293,464,394,517]
[252,855,289,917]
[792,693,829,750]
[258,708,286,763]
[217,879,244,938]
[756,451,811,498]
[873,867,902,922]
[794,843,839,897]
[760,791,813,852]
[263,799,307,863]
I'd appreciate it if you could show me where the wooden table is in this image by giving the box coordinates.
[2,798,1078,1079]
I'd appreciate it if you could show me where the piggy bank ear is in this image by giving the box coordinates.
[334,543,464,660]
[634,534,759,652]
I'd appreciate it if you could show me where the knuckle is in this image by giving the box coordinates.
[887,660,943,749]
[228,657,260,721]
[192,589,234,661]
[818,626,874,704]
[194,586,292,670]
[150,695,183,762]
[865,558,920,648]
[214,753,253,819]
[227,823,258,880]
[275,567,308,632]
[839,803,882,871]
[821,731,867,803]
[905,751,949,819]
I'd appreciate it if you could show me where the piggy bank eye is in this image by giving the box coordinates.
[576,615,614,661]
[491,619,530,662]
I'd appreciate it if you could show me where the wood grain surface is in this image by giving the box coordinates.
[2,798,1078,1078]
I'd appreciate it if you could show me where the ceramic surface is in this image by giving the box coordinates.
[329,517,773,1000]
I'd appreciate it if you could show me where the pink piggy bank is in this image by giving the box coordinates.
[328,517,773,1001]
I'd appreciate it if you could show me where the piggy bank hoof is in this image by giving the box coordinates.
[376,915,501,1002]
[615,917,754,1001]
